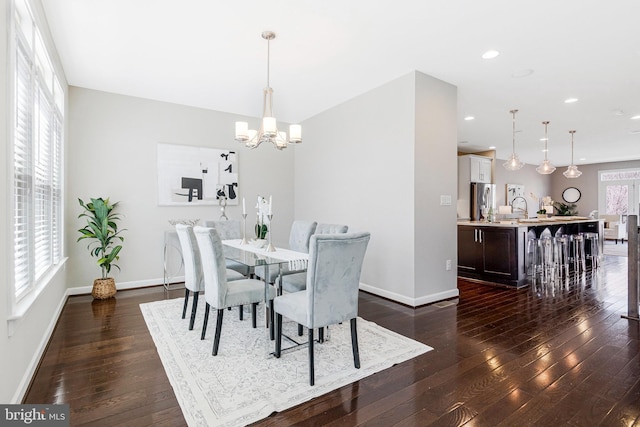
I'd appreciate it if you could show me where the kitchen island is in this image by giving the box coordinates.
[457,217,602,287]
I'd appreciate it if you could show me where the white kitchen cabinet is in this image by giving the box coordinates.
[457,154,493,219]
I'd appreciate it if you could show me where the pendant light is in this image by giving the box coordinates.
[234,31,302,150]
[563,130,582,178]
[536,121,556,174]
[503,109,525,170]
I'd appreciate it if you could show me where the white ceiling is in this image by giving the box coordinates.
[41,0,640,167]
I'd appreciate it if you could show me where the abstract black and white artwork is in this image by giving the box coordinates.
[157,143,238,206]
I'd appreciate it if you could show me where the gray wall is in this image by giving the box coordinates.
[494,163,552,216]
[66,87,296,289]
[550,159,640,216]
[296,71,458,305]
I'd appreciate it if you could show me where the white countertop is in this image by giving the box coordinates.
[458,216,601,228]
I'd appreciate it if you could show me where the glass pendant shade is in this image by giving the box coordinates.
[563,130,582,178]
[536,159,556,174]
[536,121,556,174]
[503,109,525,170]
[504,153,525,171]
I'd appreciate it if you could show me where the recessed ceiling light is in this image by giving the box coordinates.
[540,137,548,141]
[488,146,496,149]
[511,69,534,78]
[612,109,625,116]
[564,98,579,104]
[464,116,475,121]
[631,115,640,120]
[579,157,587,161]
[481,50,500,59]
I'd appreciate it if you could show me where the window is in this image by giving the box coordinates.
[12,0,64,303]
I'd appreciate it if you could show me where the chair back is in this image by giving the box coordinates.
[289,220,317,253]
[306,232,370,328]
[194,226,229,308]
[315,223,348,234]
[175,224,204,292]
[203,219,242,239]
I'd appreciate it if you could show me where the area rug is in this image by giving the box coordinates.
[140,298,432,427]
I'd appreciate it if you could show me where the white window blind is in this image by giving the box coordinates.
[12,0,64,302]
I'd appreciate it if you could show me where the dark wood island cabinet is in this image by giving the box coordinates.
[457,218,602,288]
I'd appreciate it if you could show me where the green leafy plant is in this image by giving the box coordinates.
[552,201,578,216]
[77,197,125,279]
[255,222,268,240]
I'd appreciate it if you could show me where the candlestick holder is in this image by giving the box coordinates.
[241,213,248,245]
[266,214,276,252]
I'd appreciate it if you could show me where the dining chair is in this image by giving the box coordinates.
[254,220,317,283]
[274,232,370,386]
[194,226,277,356]
[175,224,245,331]
[203,219,251,276]
[280,223,349,294]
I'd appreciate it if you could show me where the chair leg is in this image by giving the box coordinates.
[275,313,283,358]
[309,328,315,386]
[350,318,360,369]
[298,324,304,336]
[212,309,224,356]
[182,289,190,319]
[318,327,324,343]
[269,300,275,341]
[251,303,258,328]
[188,292,199,330]
[201,303,210,340]
[239,305,244,321]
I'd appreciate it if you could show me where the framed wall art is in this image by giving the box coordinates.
[506,183,525,211]
[157,143,238,206]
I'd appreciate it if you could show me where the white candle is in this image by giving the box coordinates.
[242,197,246,215]
[269,196,272,215]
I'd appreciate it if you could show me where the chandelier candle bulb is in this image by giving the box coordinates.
[269,196,272,215]
[289,124,302,143]
[242,197,246,215]
[263,117,277,136]
[235,122,248,141]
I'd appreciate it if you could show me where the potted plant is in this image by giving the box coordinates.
[77,197,125,299]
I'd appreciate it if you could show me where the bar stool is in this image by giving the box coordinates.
[569,234,586,272]
[526,237,542,277]
[539,236,557,283]
[583,232,600,269]
[555,235,570,278]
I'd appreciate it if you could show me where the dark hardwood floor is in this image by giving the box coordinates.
[24,255,640,426]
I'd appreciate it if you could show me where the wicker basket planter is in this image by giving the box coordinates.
[92,277,117,299]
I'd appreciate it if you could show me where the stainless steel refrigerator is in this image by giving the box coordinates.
[470,182,496,221]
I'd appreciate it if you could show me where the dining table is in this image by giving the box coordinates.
[221,239,309,355]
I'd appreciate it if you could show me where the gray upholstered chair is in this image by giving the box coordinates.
[281,223,348,294]
[254,220,317,283]
[194,226,276,355]
[274,232,370,386]
[203,219,251,276]
[175,224,244,330]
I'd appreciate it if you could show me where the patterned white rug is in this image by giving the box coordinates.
[140,298,432,427]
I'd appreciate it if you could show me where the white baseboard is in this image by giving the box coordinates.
[359,282,459,307]
[67,276,185,295]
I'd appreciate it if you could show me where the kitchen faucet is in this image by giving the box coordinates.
[510,196,529,219]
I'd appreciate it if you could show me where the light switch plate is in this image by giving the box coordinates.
[440,195,452,206]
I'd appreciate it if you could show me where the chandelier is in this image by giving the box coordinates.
[536,121,556,174]
[503,109,525,170]
[234,31,301,150]
[563,130,582,178]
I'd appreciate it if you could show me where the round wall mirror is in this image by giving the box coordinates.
[562,187,581,203]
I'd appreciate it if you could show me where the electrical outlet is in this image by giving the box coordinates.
[446,259,452,271]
